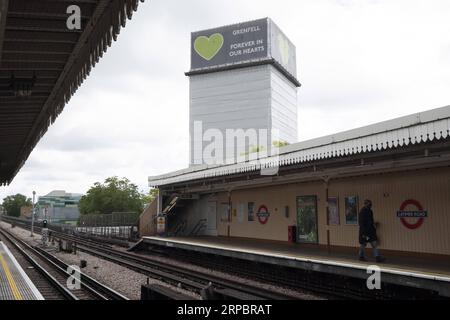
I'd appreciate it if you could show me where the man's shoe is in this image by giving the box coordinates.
[359,256,367,262]
[376,256,386,263]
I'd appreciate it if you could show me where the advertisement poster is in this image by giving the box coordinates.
[248,202,255,221]
[327,197,340,225]
[296,196,318,243]
[345,196,359,225]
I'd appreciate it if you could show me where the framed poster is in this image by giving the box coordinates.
[248,202,255,221]
[296,196,318,243]
[327,197,340,225]
[345,196,359,225]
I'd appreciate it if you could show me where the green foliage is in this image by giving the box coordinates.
[78,177,144,215]
[142,188,159,205]
[1,194,32,217]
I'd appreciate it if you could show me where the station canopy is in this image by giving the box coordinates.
[0,0,144,185]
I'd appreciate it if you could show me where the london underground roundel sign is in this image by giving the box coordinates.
[397,199,428,230]
[257,205,270,225]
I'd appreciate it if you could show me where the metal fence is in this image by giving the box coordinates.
[76,212,140,241]
[1,212,140,241]
[78,212,139,226]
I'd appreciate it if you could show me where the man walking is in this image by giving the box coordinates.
[358,200,386,263]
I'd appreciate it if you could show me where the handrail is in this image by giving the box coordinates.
[189,218,207,236]
[168,219,186,236]
[173,220,187,236]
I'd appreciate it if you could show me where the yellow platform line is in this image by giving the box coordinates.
[0,252,23,300]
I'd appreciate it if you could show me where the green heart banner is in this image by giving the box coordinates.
[190,18,297,82]
[194,33,224,61]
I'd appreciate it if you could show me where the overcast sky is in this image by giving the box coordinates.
[1,0,450,201]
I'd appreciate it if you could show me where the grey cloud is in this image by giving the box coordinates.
[2,0,450,201]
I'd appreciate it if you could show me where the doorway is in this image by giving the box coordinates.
[206,201,217,232]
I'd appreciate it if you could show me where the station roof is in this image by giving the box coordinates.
[0,0,145,185]
[149,105,450,187]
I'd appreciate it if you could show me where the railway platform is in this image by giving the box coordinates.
[0,241,44,300]
[140,236,450,297]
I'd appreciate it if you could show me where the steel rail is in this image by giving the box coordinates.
[0,227,128,300]
[0,217,299,299]
[55,233,294,300]
[0,228,78,300]
[34,245,129,300]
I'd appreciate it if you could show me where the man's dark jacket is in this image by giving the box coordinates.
[358,206,377,244]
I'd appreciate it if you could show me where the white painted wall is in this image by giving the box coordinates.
[189,64,298,165]
[270,66,298,143]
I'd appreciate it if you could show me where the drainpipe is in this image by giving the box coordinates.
[30,191,36,237]
[156,189,162,214]
[157,189,167,236]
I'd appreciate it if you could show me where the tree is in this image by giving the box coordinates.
[142,188,159,206]
[2,194,32,217]
[78,177,144,215]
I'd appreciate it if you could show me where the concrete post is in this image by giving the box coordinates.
[30,191,36,237]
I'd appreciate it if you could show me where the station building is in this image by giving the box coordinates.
[145,106,450,258]
[142,18,450,260]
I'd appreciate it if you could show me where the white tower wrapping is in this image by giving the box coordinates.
[188,18,300,166]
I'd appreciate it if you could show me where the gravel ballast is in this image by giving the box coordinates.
[1,221,325,300]
[0,222,200,300]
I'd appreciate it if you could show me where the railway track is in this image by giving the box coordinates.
[54,232,295,300]
[1,217,302,299]
[2,216,445,300]
[0,230,67,300]
[1,217,365,299]
[0,227,129,300]
[0,217,321,300]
